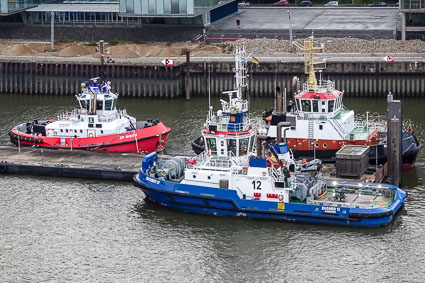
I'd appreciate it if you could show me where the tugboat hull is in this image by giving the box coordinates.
[9,121,170,153]
[134,173,406,228]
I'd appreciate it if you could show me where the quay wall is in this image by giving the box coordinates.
[0,59,424,97]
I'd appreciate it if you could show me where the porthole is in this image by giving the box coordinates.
[193,175,196,179]
[315,143,319,148]
[208,176,211,180]
[323,143,328,148]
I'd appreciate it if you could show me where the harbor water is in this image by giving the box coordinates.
[1,93,424,281]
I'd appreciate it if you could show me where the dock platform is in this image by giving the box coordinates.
[0,145,171,181]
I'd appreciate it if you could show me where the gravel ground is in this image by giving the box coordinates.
[226,37,425,54]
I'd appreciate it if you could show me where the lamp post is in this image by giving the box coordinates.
[288,10,293,53]
[50,11,55,51]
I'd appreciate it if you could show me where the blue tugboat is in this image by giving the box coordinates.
[134,44,406,227]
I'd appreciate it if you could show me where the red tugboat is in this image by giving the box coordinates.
[265,36,422,169]
[9,40,170,153]
[8,77,170,153]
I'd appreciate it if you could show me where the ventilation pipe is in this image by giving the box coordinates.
[276,122,291,144]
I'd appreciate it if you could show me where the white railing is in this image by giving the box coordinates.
[206,119,252,132]
[221,100,249,114]
[302,80,335,93]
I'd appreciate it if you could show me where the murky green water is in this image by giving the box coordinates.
[1,93,424,281]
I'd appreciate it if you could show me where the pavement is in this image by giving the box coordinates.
[208,7,400,39]
[2,53,424,66]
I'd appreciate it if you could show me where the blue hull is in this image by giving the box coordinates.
[134,174,406,228]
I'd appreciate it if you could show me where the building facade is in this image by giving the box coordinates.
[118,0,237,25]
[400,0,425,40]
[2,0,236,26]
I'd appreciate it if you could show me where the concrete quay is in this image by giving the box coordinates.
[1,53,425,98]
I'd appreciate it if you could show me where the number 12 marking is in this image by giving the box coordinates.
[252,180,262,190]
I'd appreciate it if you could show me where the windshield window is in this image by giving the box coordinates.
[96,100,103,110]
[206,138,217,154]
[312,100,319,112]
[301,100,311,112]
[105,99,112,111]
[328,100,334,112]
[227,139,237,156]
[239,138,249,156]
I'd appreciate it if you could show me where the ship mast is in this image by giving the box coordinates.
[293,36,326,92]
[234,44,248,99]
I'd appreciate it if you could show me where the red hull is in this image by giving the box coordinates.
[286,136,380,152]
[9,121,170,153]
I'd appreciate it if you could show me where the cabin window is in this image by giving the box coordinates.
[96,101,103,110]
[206,138,217,154]
[328,100,335,112]
[296,99,301,111]
[227,139,237,157]
[319,125,323,130]
[239,138,249,156]
[105,99,112,111]
[80,100,86,108]
[112,99,117,110]
[301,100,311,112]
[249,136,255,153]
[66,129,68,133]
[96,124,102,128]
[80,130,83,133]
[312,100,319,112]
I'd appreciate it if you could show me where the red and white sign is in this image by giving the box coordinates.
[383,55,394,63]
[161,58,175,66]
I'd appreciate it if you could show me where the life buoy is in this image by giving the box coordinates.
[278,194,284,201]
[88,133,94,138]
[242,166,248,175]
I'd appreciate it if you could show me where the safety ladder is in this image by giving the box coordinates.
[308,120,314,150]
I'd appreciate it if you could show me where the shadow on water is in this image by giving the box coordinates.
[132,197,403,236]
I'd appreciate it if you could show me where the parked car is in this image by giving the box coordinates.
[324,1,339,6]
[238,1,250,7]
[392,2,399,6]
[368,1,386,6]
[273,0,290,6]
[297,0,312,6]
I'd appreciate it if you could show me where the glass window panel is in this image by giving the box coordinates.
[96,101,103,111]
[105,99,112,110]
[149,0,157,14]
[164,0,171,13]
[296,99,300,111]
[227,139,237,157]
[328,100,334,112]
[179,0,187,13]
[239,138,249,156]
[206,138,217,154]
[249,136,255,153]
[312,100,319,112]
[171,0,179,13]
[301,100,311,112]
